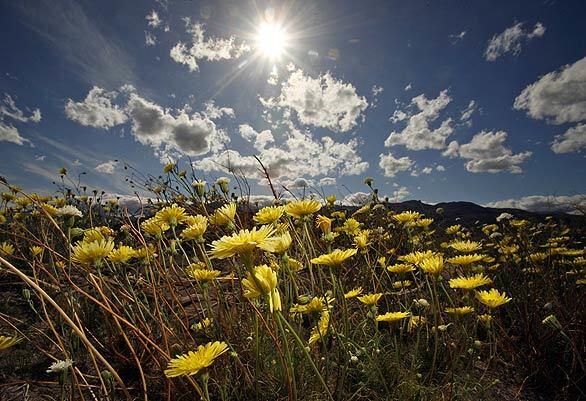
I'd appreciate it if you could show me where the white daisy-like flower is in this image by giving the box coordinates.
[47,358,74,373]
[496,212,513,222]
[58,205,83,218]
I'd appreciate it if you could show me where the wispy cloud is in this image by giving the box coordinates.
[13,0,136,87]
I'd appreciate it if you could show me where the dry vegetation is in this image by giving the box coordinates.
[0,166,584,401]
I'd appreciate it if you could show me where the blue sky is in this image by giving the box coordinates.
[0,0,585,210]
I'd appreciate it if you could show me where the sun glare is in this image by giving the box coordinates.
[256,22,287,59]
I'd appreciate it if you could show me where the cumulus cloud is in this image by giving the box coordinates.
[262,68,368,132]
[95,160,119,174]
[65,86,233,161]
[170,19,250,72]
[391,186,410,202]
[460,100,477,124]
[484,22,545,61]
[458,131,532,173]
[385,90,453,150]
[145,10,161,28]
[514,57,586,125]
[126,94,228,159]
[239,124,274,151]
[319,177,336,186]
[551,123,586,153]
[486,194,586,214]
[65,86,128,128]
[379,152,413,177]
[193,125,368,182]
[343,192,372,206]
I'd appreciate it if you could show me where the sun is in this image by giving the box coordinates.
[255,22,287,59]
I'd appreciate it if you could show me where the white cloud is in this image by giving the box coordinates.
[484,22,545,61]
[404,83,412,91]
[35,155,46,161]
[239,124,274,151]
[65,86,128,128]
[458,130,532,173]
[193,125,368,182]
[514,57,586,125]
[449,30,466,44]
[421,166,433,174]
[551,123,586,153]
[170,19,250,72]
[379,152,413,177]
[343,192,372,206]
[385,90,453,150]
[0,93,40,145]
[262,68,368,133]
[436,165,445,172]
[126,93,228,159]
[145,10,161,28]
[486,194,586,214]
[95,160,119,174]
[1,94,42,123]
[442,140,460,158]
[319,177,336,186]
[460,100,477,123]
[391,186,410,202]
[145,31,157,46]
[0,121,30,145]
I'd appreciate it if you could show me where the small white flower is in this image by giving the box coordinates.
[496,212,513,222]
[58,205,83,218]
[47,358,73,373]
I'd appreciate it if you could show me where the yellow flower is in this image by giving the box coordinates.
[419,254,444,275]
[387,263,415,274]
[416,218,434,228]
[290,296,331,315]
[376,311,410,323]
[155,204,187,227]
[193,318,213,331]
[445,306,474,315]
[315,215,332,235]
[41,203,60,217]
[141,217,170,236]
[253,206,284,225]
[399,250,438,266]
[357,293,383,306]
[242,264,281,312]
[108,245,136,264]
[341,218,361,235]
[0,241,15,257]
[164,341,228,377]
[449,240,482,253]
[163,162,175,174]
[476,289,512,309]
[287,258,304,271]
[310,248,357,266]
[266,231,292,254]
[0,335,23,350]
[83,226,114,242]
[408,316,426,331]
[344,287,363,299]
[392,280,412,289]
[478,314,493,324]
[72,239,114,266]
[209,203,237,226]
[448,254,486,266]
[187,266,222,282]
[326,195,336,206]
[449,273,492,290]
[308,310,330,345]
[135,244,156,260]
[354,232,369,249]
[30,246,44,257]
[210,226,277,259]
[284,199,321,218]
[445,225,461,235]
[392,211,421,224]
[181,218,208,241]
